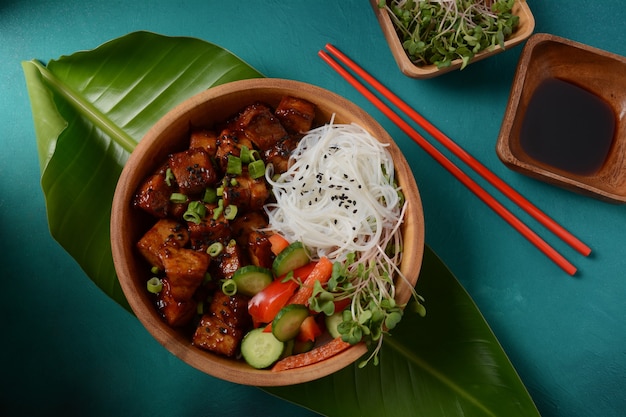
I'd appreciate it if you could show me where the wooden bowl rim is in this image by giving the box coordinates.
[111,78,425,386]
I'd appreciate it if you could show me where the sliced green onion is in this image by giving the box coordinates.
[165,168,175,187]
[169,192,188,204]
[212,198,224,220]
[207,242,224,257]
[216,186,224,197]
[222,279,237,296]
[150,266,161,275]
[183,201,206,224]
[240,145,251,164]
[250,149,261,162]
[230,178,238,186]
[147,277,163,294]
[226,155,242,175]
[248,159,266,179]
[196,301,204,315]
[224,204,238,220]
[203,187,218,204]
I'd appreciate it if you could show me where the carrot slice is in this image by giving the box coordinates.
[268,233,290,256]
[287,256,333,306]
[271,336,352,372]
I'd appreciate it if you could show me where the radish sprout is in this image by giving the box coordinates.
[381,0,520,69]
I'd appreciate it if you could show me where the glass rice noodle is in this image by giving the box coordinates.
[264,117,408,301]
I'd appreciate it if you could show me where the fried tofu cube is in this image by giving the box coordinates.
[192,314,244,357]
[236,103,288,151]
[230,211,268,246]
[210,240,249,281]
[222,173,269,212]
[187,205,231,250]
[263,136,299,175]
[156,278,196,327]
[246,230,274,269]
[137,219,189,270]
[189,129,219,157]
[274,96,316,134]
[214,131,255,174]
[159,246,210,301]
[133,170,173,218]
[168,148,217,194]
[208,292,252,330]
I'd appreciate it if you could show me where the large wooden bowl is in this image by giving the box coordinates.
[111,78,425,386]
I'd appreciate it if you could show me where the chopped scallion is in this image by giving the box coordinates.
[207,242,224,257]
[169,192,188,204]
[146,277,163,294]
[221,279,237,296]
[248,159,266,179]
[203,187,218,203]
[213,198,224,220]
[226,155,242,175]
[183,201,206,224]
[224,204,238,220]
[240,145,251,164]
[165,168,175,187]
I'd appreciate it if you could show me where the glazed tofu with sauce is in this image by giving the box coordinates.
[159,246,210,302]
[235,102,288,151]
[189,129,219,157]
[274,96,316,134]
[168,148,218,194]
[133,168,173,218]
[156,278,196,327]
[136,218,189,270]
[193,292,251,357]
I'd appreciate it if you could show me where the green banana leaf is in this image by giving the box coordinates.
[23,31,264,311]
[267,245,539,416]
[22,31,540,417]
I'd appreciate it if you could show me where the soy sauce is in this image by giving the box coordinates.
[519,78,616,176]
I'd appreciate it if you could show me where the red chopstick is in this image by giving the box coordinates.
[323,43,590,258]
[319,45,584,275]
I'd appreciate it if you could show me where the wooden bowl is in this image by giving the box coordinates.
[372,0,535,79]
[110,78,425,386]
[496,34,626,203]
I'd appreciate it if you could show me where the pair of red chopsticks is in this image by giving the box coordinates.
[319,43,591,275]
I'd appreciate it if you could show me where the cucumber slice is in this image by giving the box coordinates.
[293,339,315,354]
[241,328,285,369]
[272,241,309,277]
[280,339,295,359]
[325,310,345,339]
[272,304,309,342]
[232,265,273,296]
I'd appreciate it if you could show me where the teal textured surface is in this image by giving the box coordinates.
[2,1,625,416]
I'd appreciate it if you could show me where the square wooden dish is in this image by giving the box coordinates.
[496,33,626,203]
[372,0,535,79]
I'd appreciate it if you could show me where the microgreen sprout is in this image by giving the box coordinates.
[381,0,519,69]
[309,251,426,367]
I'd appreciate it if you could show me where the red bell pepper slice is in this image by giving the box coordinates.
[247,262,317,326]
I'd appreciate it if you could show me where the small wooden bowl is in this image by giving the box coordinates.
[110,78,425,386]
[496,34,626,203]
[372,0,535,79]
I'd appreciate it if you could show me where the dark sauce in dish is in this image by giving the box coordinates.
[519,78,616,176]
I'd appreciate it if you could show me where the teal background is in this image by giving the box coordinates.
[2,1,625,416]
